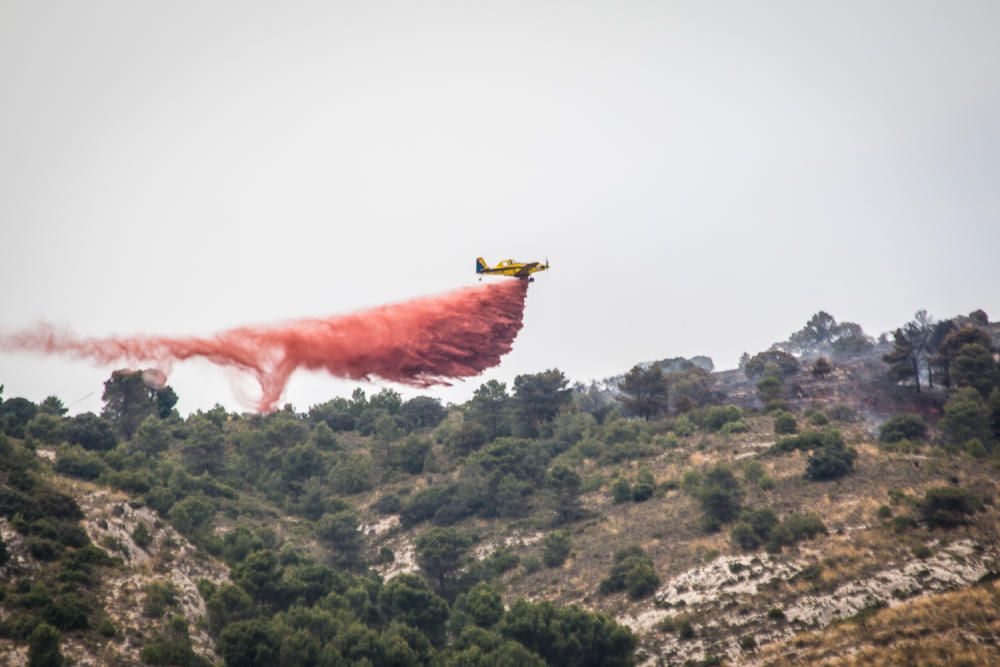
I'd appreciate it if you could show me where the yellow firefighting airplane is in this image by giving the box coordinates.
[476,257,550,282]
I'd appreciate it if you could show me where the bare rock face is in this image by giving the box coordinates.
[619,540,998,666]
[72,483,230,665]
[782,539,992,627]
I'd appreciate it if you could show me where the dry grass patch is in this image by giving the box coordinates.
[759,579,1000,666]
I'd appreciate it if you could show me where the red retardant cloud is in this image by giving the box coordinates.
[2,280,530,412]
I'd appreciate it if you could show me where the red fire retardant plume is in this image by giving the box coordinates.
[1,280,530,412]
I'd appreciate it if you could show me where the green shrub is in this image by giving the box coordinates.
[672,415,694,437]
[891,515,918,533]
[767,607,785,621]
[794,563,823,582]
[827,404,857,422]
[631,469,655,502]
[132,523,153,550]
[376,493,403,515]
[744,350,800,379]
[328,455,373,495]
[542,531,571,568]
[940,388,992,447]
[26,537,61,561]
[656,615,679,633]
[805,440,857,480]
[917,487,983,528]
[756,376,785,410]
[730,508,778,551]
[773,412,797,435]
[878,414,927,444]
[459,583,504,628]
[497,599,636,666]
[807,411,829,426]
[53,446,106,480]
[811,357,833,378]
[770,430,831,454]
[521,556,542,574]
[686,465,743,532]
[657,433,681,449]
[143,581,179,618]
[624,561,660,599]
[448,420,490,455]
[768,513,827,551]
[730,522,761,551]
[742,460,765,485]
[28,622,63,667]
[965,438,987,459]
[479,549,519,578]
[25,414,65,446]
[911,543,932,559]
[599,546,660,599]
[630,482,654,502]
[140,616,210,667]
[720,420,749,434]
[96,618,117,638]
[611,477,632,504]
[401,484,458,527]
[700,406,743,432]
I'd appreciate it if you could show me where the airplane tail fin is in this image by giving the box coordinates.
[476,257,488,274]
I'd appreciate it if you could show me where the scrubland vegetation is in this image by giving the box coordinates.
[1,306,999,665]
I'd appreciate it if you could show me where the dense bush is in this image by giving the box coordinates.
[744,350,800,379]
[542,530,571,568]
[827,404,858,422]
[767,513,827,551]
[731,508,827,552]
[720,420,749,435]
[917,487,984,528]
[878,414,927,444]
[453,582,504,629]
[25,414,65,446]
[143,581,179,618]
[756,376,785,410]
[631,469,655,502]
[805,440,857,480]
[699,405,743,432]
[611,477,632,503]
[773,412,797,435]
[811,357,833,378]
[730,508,778,550]
[415,527,473,595]
[940,388,992,448]
[328,455,373,495]
[599,546,660,599]
[375,493,403,515]
[140,615,210,667]
[132,523,153,550]
[401,483,462,527]
[806,410,829,426]
[53,446,107,480]
[3,371,649,667]
[685,465,743,531]
[499,599,636,666]
[28,622,63,667]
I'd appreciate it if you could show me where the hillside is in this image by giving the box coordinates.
[0,308,998,666]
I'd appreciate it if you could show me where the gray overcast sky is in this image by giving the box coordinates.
[2,1,999,415]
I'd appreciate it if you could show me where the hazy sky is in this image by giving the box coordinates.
[2,1,999,415]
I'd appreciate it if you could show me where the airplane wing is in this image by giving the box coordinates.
[514,262,539,277]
